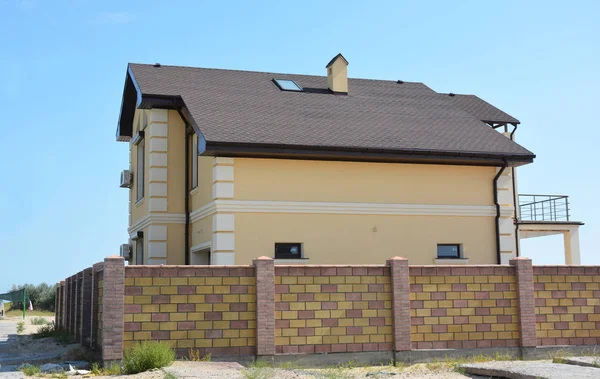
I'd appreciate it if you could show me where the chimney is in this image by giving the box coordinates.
[326,53,349,94]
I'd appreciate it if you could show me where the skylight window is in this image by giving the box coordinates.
[273,79,303,92]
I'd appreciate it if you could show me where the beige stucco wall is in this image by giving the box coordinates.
[129,110,148,228]
[166,224,185,265]
[234,213,496,265]
[190,157,213,210]
[234,158,495,205]
[231,158,499,265]
[166,110,185,214]
[191,215,213,249]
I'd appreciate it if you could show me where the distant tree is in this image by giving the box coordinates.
[10,283,56,312]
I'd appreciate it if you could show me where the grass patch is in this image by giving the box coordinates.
[30,317,50,325]
[122,341,175,374]
[241,359,275,379]
[188,349,211,362]
[163,373,178,379]
[448,352,514,373]
[33,322,74,345]
[16,321,25,334]
[20,365,41,376]
[6,309,54,317]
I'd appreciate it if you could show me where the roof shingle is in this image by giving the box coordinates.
[127,63,534,162]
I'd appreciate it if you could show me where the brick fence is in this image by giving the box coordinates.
[56,256,600,364]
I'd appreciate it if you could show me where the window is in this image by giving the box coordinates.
[189,134,198,190]
[273,79,303,92]
[275,243,302,259]
[136,138,145,201]
[135,237,144,265]
[437,244,461,259]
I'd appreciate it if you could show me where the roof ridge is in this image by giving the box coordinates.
[127,62,425,85]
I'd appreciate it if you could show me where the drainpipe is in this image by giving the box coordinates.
[509,124,520,257]
[493,160,508,264]
[179,110,191,265]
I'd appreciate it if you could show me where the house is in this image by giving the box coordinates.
[115,54,583,266]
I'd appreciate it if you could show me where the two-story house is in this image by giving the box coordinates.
[116,54,583,266]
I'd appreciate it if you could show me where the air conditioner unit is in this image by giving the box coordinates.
[120,170,132,188]
[120,244,132,260]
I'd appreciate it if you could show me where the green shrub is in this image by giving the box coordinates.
[122,341,175,374]
[16,321,25,334]
[20,365,41,376]
[33,322,74,345]
[31,317,50,325]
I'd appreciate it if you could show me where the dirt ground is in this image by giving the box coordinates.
[0,315,481,378]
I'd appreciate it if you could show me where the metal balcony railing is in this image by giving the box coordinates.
[518,194,570,222]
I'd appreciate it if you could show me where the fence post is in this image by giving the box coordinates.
[101,256,125,365]
[80,267,93,346]
[55,282,60,326]
[91,262,104,350]
[60,280,66,329]
[510,257,537,358]
[75,272,82,341]
[253,256,275,358]
[387,257,411,362]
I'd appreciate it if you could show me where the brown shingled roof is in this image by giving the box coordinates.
[444,94,520,125]
[120,63,534,165]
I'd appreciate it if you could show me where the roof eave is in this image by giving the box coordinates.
[200,141,535,167]
[115,68,204,141]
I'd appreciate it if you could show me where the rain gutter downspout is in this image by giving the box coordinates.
[509,125,520,257]
[494,159,508,264]
[179,109,191,265]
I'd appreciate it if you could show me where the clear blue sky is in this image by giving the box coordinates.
[1,0,598,291]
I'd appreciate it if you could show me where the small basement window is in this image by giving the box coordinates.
[273,79,303,92]
[437,244,461,259]
[275,243,302,259]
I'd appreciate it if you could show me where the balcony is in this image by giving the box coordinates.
[518,194,570,222]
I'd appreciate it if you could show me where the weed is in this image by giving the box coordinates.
[242,359,275,379]
[188,349,211,362]
[250,359,272,368]
[122,341,175,374]
[241,367,274,379]
[33,322,74,345]
[16,321,25,334]
[20,365,41,376]
[30,317,50,325]
[550,348,573,364]
[105,362,123,375]
[47,373,68,379]
[278,361,297,369]
[163,372,178,379]
[90,362,101,375]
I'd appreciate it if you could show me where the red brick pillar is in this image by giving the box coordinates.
[388,257,411,355]
[101,257,125,364]
[510,257,537,351]
[253,256,275,357]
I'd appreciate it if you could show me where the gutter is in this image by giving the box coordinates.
[179,110,191,266]
[509,125,520,257]
[493,160,508,264]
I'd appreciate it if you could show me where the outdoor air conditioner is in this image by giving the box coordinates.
[120,170,132,188]
[120,244,132,260]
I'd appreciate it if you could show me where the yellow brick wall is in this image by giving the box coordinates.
[274,266,393,354]
[534,267,600,346]
[123,266,256,356]
[409,266,520,349]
